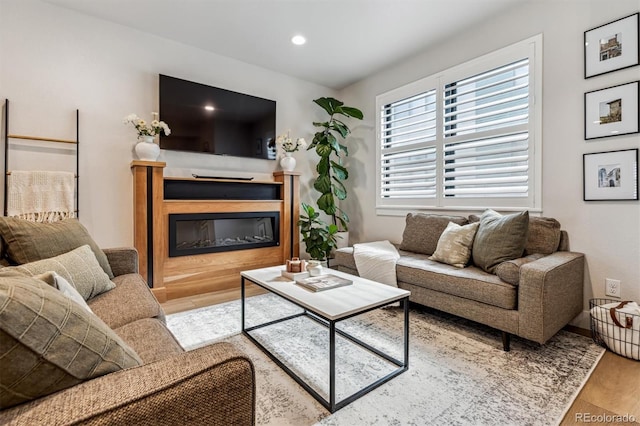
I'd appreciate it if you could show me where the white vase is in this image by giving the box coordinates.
[135,135,160,161]
[280,152,296,171]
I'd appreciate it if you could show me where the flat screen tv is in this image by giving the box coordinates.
[159,74,277,160]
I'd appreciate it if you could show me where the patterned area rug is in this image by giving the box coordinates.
[166,293,604,426]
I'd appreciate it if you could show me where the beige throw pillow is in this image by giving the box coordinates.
[0,275,142,409]
[429,222,480,268]
[7,244,115,300]
[472,209,529,274]
[0,217,114,278]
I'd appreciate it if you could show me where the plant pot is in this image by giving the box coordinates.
[335,231,349,250]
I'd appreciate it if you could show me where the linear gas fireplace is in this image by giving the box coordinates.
[169,212,279,257]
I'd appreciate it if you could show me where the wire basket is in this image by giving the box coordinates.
[589,298,640,361]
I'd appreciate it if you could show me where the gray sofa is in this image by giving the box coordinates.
[334,213,584,351]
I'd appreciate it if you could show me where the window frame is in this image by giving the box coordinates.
[375,35,543,216]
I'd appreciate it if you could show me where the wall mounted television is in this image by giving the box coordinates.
[159,74,277,160]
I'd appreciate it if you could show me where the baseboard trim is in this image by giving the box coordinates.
[563,324,591,338]
[151,286,167,303]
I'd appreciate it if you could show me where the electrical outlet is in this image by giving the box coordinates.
[605,278,621,298]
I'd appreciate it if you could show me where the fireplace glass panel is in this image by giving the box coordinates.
[169,212,279,257]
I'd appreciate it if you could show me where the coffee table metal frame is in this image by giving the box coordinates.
[241,270,409,413]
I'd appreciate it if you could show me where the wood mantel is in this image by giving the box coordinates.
[131,162,300,302]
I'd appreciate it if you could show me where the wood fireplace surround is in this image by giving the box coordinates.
[131,161,300,302]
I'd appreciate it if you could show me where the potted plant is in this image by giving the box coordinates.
[307,97,363,247]
[298,203,338,262]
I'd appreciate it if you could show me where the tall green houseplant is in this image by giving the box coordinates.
[308,97,363,231]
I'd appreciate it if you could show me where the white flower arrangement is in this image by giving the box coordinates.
[276,131,306,153]
[124,112,171,138]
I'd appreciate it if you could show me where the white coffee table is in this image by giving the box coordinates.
[240,265,410,413]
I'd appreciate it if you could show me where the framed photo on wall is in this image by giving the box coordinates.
[584,81,639,140]
[584,13,639,78]
[583,149,638,201]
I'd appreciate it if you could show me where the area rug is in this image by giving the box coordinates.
[166,294,604,426]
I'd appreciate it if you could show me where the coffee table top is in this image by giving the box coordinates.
[241,265,410,321]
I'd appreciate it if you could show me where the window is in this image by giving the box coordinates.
[377,35,542,213]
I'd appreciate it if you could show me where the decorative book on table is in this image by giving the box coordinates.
[295,274,353,292]
[281,270,309,280]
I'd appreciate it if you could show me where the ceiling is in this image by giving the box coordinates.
[43,0,529,90]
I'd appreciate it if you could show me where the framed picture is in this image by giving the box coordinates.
[583,149,638,201]
[584,81,639,140]
[584,13,639,78]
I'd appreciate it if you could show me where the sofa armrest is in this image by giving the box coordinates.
[103,247,139,276]
[0,342,255,426]
[518,251,584,344]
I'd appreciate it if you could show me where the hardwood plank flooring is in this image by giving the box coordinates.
[560,351,640,425]
[161,284,266,315]
[162,292,640,423]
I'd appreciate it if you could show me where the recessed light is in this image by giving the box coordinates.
[291,35,306,46]
[204,105,215,111]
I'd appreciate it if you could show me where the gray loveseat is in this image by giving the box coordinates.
[334,212,584,351]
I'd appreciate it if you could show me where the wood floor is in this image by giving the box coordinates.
[161,284,267,315]
[162,292,640,424]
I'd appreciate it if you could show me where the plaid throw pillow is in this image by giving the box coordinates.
[0,275,142,409]
[2,245,115,300]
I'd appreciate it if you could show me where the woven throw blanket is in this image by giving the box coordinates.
[7,171,75,223]
[353,240,400,287]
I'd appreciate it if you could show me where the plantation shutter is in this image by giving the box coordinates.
[380,90,437,200]
[376,35,540,213]
[442,59,530,199]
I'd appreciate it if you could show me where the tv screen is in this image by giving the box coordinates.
[159,74,277,160]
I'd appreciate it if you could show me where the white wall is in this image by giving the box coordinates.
[0,0,332,247]
[339,0,640,327]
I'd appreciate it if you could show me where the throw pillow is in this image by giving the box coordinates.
[494,253,545,285]
[0,217,114,278]
[3,244,115,300]
[35,271,93,312]
[429,222,480,268]
[399,213,468,255]
[524,217,561,255]
[472,209,529,274]
[0,274,142,409]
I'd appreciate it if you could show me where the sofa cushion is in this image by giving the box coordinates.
[114,318,184,364]
[335,247,357,270]
[494,253,545,285]
[88,273,165,329]
[5,244,115,300]
[0,275,142,409]
[524,217,561,255]
[0,217,114,278]
[429,222,479,268]
[399,213,468,255]
[472,210,529,274]
[397,252,517,310]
